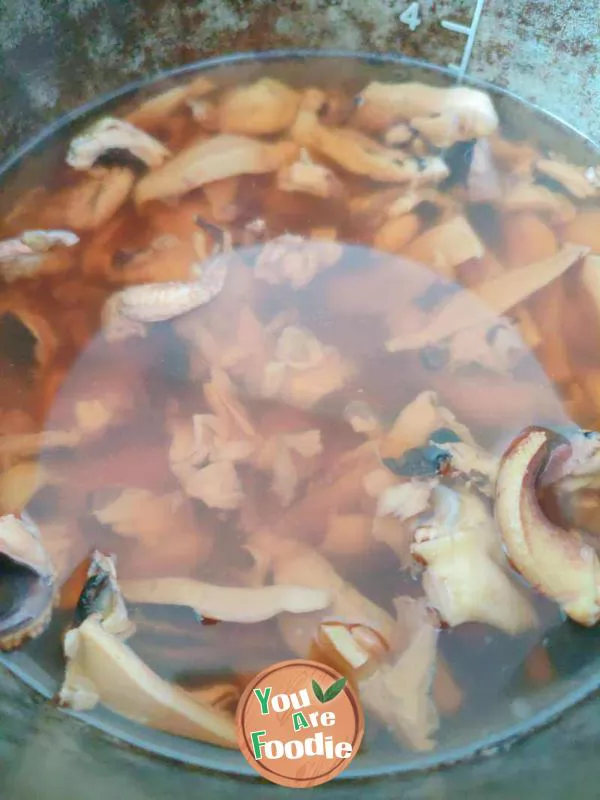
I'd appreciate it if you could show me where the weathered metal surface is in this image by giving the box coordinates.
[471,0,600,145]
[0,0,598,160]
[1,660,600,799]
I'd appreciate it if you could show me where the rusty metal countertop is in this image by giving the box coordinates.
[0,0,598,153]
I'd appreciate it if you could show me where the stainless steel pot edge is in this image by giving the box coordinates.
[0,48,598,780]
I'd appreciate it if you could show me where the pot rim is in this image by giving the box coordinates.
[1,48,599,781]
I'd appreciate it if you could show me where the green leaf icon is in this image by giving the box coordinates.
[312,679,325,703]
[323,677,347,702]
[312,677,347,703]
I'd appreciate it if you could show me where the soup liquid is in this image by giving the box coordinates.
[2,56,600,763]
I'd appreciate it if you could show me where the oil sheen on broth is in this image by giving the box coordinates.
[1,57,600,759]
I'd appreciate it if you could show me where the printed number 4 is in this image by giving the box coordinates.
[400,2,422,31]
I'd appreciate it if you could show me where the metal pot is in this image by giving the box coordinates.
[0,3,599,798]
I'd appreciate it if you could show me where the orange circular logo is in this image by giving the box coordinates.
[236,659,364,788]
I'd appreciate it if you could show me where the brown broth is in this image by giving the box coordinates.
[2,56,600,763]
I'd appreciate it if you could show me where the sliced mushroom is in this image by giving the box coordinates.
[350,188,407,227]
[353,82,498,144]
[46,168,135,232]
[126,76,216,128]
[121,577,331,623]
[351,187,452,230]
[135,134,298,204]
[73,551,134,639]
[254,234,342,289]
[502,212,574,386]
[110,268,227,323]
[271,324,331,370]
[204,368,256,439]
[536,158,600,199]
[0,460,50,516]
[169,418,250,510]
[503,210,558,268]
[362,468,398,499]
[218,78,300,135]
[0,230,79,282]
[203,177,239,223]
[466,139,502,202]
[412,486,538,634]
[439,318,529,376]
[66,117,170,171]
[86,227,203,286]
[74,392,135,438]
[168,370,257,508]
[0,429,81,461]
[316,622,374,675]
[188,98,220,132]
[181,460,245,510]
[173,275,265,382]
[255,429,323,507]
[565,210,600,253]
[276,149,343,199]
[379,390,475,461]
[554,428,600,483]
[384,123,414,146]
[374,213,422,254]
[372,479,436,566]
[10,389,134,470]
[496,426,600,626]
[386,243,589,352]
[0,513,56,651]
[358,597,440,751]
[126,85,192,127]
[402,216,485,280]
[586,165,600,189]
[375,479,436,521]
[262,325,354,409]
[237,543,272,588]
[92,489,192,546]
[488,135,537,174]
[258,535,395,653]
[343,401,382,437]
[499,182,576,224]
[193,413,256,464]
[292,99,448,184]
[433,658,464,716]
[101,246,231,341]
[58,615,238,747]
[435,438,499,497]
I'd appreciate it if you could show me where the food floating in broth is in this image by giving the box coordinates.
[0,513,57,651]
[0,59,600,761]
[496,426,600,627]
[58,552,238,747]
